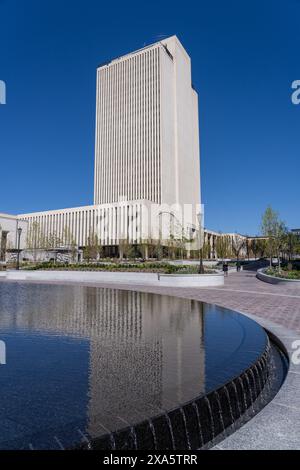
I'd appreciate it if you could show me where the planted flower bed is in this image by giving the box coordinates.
[264,267,300,280]
[23,261,217,275]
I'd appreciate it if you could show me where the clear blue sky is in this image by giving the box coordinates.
[0,0,299,235]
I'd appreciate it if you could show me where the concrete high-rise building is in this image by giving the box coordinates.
[2,36,202,257]
[94,36,200,210]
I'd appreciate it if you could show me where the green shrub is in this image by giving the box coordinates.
[23,261,216,275]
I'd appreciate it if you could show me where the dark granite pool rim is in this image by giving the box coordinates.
[75,334,285,451]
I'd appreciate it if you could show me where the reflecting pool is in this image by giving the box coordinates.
[0,282,267,449]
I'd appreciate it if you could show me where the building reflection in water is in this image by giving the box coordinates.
[0,283,205,437]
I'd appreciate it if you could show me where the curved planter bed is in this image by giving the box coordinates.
[257,268,300,286]
[2,270,224,287]
[158,273,224,287]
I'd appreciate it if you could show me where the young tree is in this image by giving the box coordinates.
[249,238,258,260]
[62,226,74,247]
[215,235,232,261]
[261,206,278,267]
[147,241,159,259]
[169,222,193,260]
[153,241,164,261]
[26,221,44,262]
[201,241,211,260]
[147,239,156,258]
[261,206,287,269]
[286,232,300,261]
[231,234,246,261]
[173,229,190,259]
[166,236,176,260]
[62,226,78,262]
[118,239,135,260]
[45,232,61,249]
[84,232,103,262]
[256,238,267,259]
[244,236,251,260]
[273,221,288,270]
[137,242,149,260]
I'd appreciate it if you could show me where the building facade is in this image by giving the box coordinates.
[94,36,200,209]
[15,36,201,255]
[0,214,28,262]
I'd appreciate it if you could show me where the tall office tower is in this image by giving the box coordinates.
[94,35,201,210]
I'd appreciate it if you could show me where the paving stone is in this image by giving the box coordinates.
[217,402,300,450]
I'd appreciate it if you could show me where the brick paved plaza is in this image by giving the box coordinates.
[172,270,300,334]
[93,270,300,335]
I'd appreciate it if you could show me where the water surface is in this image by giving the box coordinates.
[0,282,267,449]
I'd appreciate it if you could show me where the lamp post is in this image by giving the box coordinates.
[16,227,22,271]
[197,213,204,274]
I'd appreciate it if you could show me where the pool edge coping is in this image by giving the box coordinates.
[213,310,299,450]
